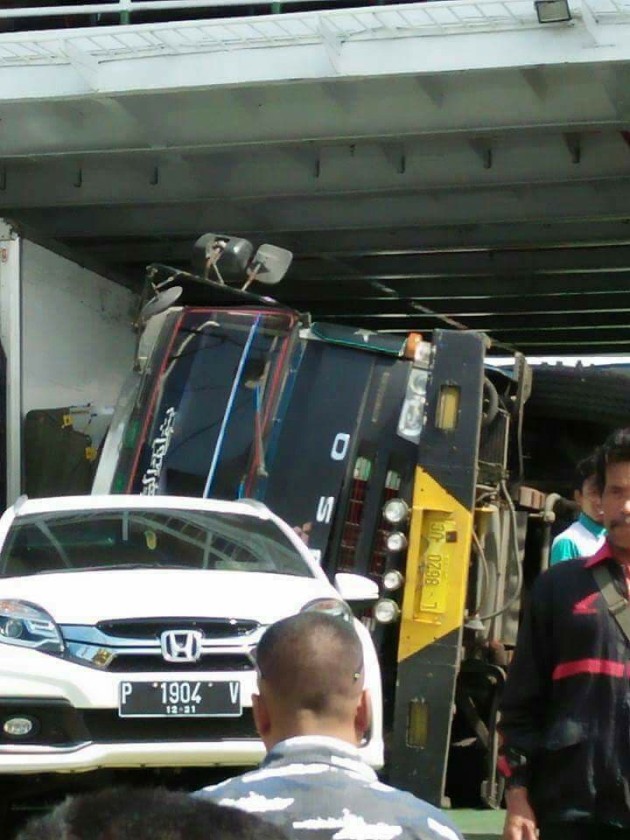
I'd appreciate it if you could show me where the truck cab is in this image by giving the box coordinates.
[92,233,537,808]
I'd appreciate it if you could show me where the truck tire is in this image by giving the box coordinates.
[526,366,630,428]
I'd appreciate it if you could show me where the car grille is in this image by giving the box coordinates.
[83,709,257,743]
[63,619,260,673]
[97,618,259,640]
[0,700,257,747]
[107,653,253,672]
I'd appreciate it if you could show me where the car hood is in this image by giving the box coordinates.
[0,569,336,625]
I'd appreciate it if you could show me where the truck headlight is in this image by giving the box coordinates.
[301,598,353,623]
[386,531,408,553]
[0,600,64,655]
[374,598,401,624]
[397,367,429,443]
[382,570,405,592]
[383,498,410,525]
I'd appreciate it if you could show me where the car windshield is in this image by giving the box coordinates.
[0,508,313,578]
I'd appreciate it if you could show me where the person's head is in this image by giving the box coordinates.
[252,611,370,749]
[16,786,288,840]
[596,428,630,554]
[572,452,603,524]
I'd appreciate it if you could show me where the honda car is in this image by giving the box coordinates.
[0,494,383,785]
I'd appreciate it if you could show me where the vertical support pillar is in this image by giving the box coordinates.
[119,0,132,25]
[0,222,22,506]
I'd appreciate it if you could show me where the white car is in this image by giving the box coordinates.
[0,495,383,783]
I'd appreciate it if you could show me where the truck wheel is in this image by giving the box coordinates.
[481,378,500,427]
[526,366,630,428]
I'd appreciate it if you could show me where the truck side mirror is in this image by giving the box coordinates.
[243,244,293,289]
[192,233,254,283]
[139,285,183,324]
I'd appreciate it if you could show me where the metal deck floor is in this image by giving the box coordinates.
[450,808,505,839]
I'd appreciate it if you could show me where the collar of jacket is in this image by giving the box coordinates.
[577,512,607,538]
[584,539,615,568]
[262,736,377,782]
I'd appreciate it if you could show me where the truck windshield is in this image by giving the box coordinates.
[0,509,312,578]
[112,308,297,498]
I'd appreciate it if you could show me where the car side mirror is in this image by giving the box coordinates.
[334,572,379,602]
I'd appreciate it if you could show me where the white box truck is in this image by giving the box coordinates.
[0,220,137,509]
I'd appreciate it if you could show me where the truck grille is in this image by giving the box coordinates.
[370,469,403,577]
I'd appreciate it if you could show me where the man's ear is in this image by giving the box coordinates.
[252,692,271,739]
[354,689,371,742]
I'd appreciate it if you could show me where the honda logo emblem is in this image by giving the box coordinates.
[160,630,203,663]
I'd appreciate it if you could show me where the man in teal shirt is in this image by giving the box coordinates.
[550,453,606,565]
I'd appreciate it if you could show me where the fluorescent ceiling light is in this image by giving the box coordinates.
[534,0,572,23]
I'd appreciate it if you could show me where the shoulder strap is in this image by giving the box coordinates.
[592,563,630,645]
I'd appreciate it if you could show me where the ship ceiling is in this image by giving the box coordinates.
[1,1,630,356]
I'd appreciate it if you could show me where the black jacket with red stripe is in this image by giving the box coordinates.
[498,541,630,827]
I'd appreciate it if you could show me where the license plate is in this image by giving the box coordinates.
[419,550,447,614]
[118,680,242,718]
[416,512,452,616]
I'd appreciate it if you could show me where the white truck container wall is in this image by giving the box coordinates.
[0,221,137,506]
[21,238,136,413]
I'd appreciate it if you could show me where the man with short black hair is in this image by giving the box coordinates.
[500,427,630,839]
[198,612,462,840]
[17,785,288,840]
[550,452,606,565]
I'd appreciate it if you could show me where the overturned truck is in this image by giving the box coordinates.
[91,233,622,807]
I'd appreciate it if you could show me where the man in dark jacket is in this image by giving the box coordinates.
[499,427,630,840]
[198,611,463,840]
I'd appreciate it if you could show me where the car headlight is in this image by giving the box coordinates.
[301,598,353,623]
[0,600,64,655]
